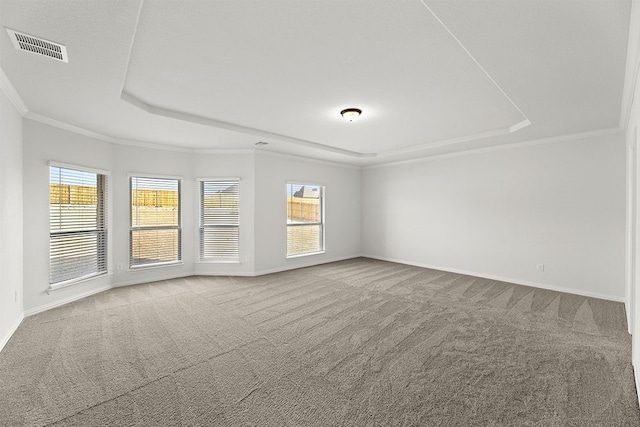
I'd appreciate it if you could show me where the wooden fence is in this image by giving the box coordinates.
[287,196,320,222]
[50,185,179,207]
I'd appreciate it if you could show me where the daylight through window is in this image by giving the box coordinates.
[130,176,181,268]
[49,165,107,285]
[199,180,240,260]
[287,183,324,256]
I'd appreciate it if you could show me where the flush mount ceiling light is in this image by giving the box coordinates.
[340,108,362,122]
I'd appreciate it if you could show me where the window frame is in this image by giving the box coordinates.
[286,181,325,258]
[48,162,110,289]
[197,177,241,263]
[128,173,183,269]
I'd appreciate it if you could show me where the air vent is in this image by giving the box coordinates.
[6,28,68,63]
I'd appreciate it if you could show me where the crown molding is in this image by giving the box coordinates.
[255,148,362,170]
[364,127,624,169]
[194,148,255,155]
[0,66,28,115]
[120,91,374,158]
[112,138,195,153]
[24,112,115,142]
[377,119,532,158]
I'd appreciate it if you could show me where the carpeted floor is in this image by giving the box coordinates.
[0,257,638,426]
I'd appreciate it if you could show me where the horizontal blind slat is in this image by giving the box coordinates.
[130,176,181,267]
[199,180,239,260]
[49,166,107,285]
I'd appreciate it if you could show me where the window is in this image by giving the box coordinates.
[130,176,181,268]
[49,165,107,286]
[287,183,324,257]
[199,180,240,261]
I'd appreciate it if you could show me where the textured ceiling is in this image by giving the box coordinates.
[0,0,632,165]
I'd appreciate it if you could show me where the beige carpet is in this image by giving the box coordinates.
[0,258,638,426]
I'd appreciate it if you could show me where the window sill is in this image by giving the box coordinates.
[286,250,326,259]
[128,261,183,271]
[196,259,241,264]
[47,272,110,293]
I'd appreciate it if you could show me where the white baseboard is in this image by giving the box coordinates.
[635,356,640,407]
[0,314,24,352]
[24,285,112,317]
[362,254,625,303]
[252,254,364,277]
[111,272,193,288]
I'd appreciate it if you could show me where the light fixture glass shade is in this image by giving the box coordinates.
[340,108,362,122]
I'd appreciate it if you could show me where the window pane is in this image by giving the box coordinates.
[131,177,179,227]
[202,181,239,226]
[287,183,324,256]
[287,224,322,256]
[130,176,181,267]
[200,228,239,259]
[287,184,321,224]
[49,166,107,285]
[130,229,180,266]
[200,180,239,260]
[50,231,106,283]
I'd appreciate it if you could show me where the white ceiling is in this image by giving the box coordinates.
[0,0,632,166]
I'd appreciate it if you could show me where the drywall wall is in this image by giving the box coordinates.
[0,88,24,350]
[111,144,196,286]
[253,151,362,274]
[623,0,640,396]
[193,151,256,275]
[22,120,114,312]
[363,132,626,301]
[20,118,364,313]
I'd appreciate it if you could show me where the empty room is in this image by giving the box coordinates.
[2,0,640,425]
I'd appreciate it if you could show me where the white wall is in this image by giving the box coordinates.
[20,120,363,313]
[111,144,196,286]
[623,0,640,398]
[22,120,114,312]
[254,151,362,274]
[21,122,200,311]
[0,88,24,350]
[363,133,626,301]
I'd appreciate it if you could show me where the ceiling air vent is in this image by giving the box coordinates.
[6,28,68,63]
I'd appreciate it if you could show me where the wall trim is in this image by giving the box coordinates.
[24,286,112,317]
[111,272,193,288]
[120,91,371,158]
[376,120,531,159]
[252,254,363,276]
[364,127,624,170]
[24,112,115,143]
[0,66,28,114]
[362,254,625,303]
[113,138,195,153]
[255,149,362,170]
[0,315,24,353]
[635,356,640,407]
[194,148,255,155]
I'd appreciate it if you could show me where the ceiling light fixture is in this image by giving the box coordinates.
[340,108,362,122]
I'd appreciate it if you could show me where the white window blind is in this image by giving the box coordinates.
[130,176,181,268]
[199,180,240,260]
[287,183,324,256]
[49,166,107,285]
